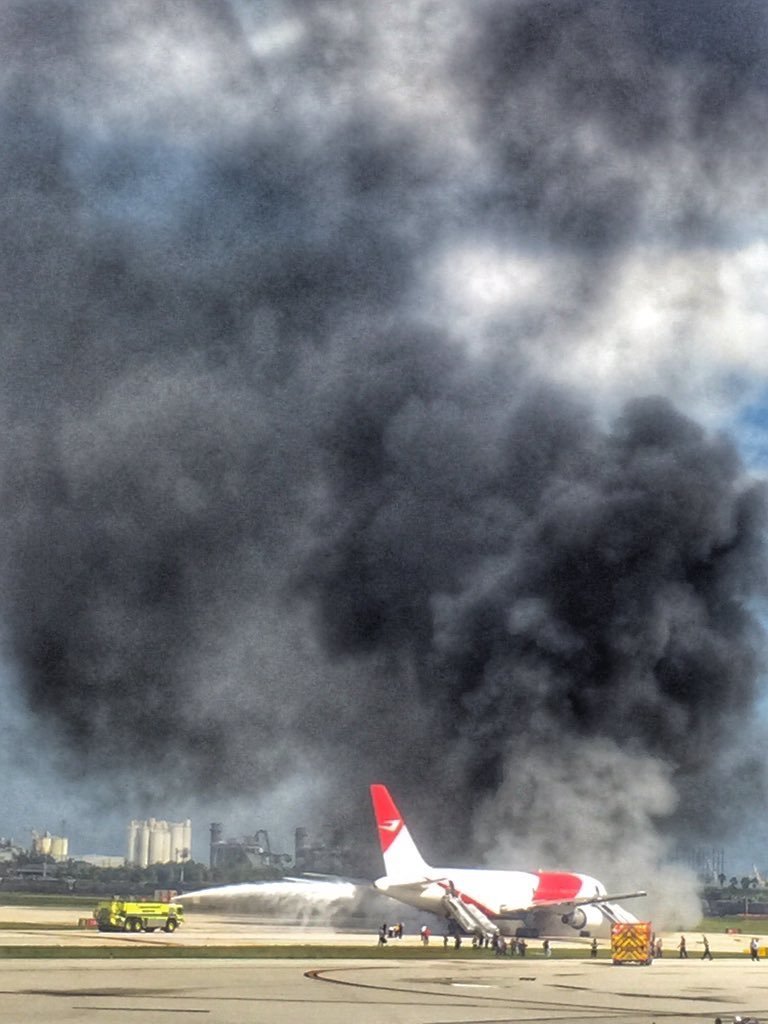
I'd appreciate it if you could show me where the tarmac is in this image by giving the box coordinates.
[1,905,767,1023]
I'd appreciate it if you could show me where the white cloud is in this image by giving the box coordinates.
[428,236,768,433]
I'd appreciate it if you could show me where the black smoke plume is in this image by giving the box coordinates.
[0,1,767,879]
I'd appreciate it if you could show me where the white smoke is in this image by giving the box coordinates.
[475,739,702,928]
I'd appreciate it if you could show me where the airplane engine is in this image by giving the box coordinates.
[561,905,604,931]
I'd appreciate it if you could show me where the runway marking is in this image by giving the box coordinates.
[71,1008,209,1014]
[553,982,738,1003]
[306,965,768,1021]
[305,966,647,1015]
[428,1018,634,1024]
[9,988,183,997]
[0,983,456,1007]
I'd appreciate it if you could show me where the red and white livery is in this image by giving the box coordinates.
[370,783,645,938]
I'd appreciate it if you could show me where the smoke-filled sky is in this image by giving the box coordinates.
[2,1,768,901]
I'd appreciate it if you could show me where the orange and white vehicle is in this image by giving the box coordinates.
[370,783,645,939]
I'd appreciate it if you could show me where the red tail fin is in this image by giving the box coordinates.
[370,783,405,854]
[370,784,429,876]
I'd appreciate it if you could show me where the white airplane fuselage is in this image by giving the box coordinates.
[374,867,611,935]
[370,784,644,939]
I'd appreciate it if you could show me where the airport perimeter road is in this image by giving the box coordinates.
[1,957,768,1024]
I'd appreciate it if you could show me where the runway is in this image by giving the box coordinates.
[2,955,768,1023]
[1,904,767,1021]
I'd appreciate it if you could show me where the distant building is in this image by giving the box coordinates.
[31,831,69,861]
[209,824,291,871]
[0,838,22,864]
[78,854,126,869]
[294,826,350,875]
[126,819,192,868]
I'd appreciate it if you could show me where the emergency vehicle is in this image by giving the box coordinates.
[94,899,184,933]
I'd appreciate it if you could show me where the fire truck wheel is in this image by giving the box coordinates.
[164,919,177,933]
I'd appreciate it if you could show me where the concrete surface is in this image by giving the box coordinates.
[1,905,767,1022]
[1,955,767,1023]
[0,903,756,954]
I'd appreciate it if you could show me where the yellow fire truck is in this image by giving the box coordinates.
[94,899,184,933]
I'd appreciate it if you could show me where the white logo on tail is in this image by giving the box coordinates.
[379,819,400,832]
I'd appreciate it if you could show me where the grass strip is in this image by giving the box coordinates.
[698,916,768,933]
[0,945,602,960]
[0,894,97,907]
[0,923,80,931]
[0,944,749,961]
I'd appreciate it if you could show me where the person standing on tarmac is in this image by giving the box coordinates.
[590,938,598,959]
[701,935,713,961]
[750,936,760,961]
[678,935,688,958]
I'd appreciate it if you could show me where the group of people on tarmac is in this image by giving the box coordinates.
[375,925,582,958]
[377,922,405,945]
[378,925,766,962]
[486,934,529,956]
[467,934,537,956]
[379,924,536,954]
[677,933,763,961]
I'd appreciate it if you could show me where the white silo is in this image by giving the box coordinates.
[34,832,52,856]
[138,822,150,868]
[157,823,172,864]
[127,816,193,865]
[126,821,139,866]
[147,819,160,864]
[170,822,184,862]
[50,836,68,860]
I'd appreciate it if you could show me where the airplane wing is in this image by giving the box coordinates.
[500,890,646,915]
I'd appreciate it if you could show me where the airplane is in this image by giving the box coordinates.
[370,783,646,939]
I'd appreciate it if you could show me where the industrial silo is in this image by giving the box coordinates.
[50,836,68,860]
[138,822,150,868]
[170,821,185,862]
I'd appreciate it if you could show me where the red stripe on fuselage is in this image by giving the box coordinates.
[533,872,582,903]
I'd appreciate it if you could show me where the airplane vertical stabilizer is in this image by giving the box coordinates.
[370,784,430,878]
